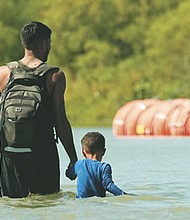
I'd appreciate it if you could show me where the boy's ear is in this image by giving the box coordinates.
[82,149,87,158]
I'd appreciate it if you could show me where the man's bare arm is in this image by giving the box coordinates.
[50,70,78,165]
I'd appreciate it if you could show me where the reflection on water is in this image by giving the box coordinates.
[1,128,190,220]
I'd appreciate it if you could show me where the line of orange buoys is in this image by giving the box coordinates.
[112,99,190,136]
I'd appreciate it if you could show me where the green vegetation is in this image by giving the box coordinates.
[0,0,190,127]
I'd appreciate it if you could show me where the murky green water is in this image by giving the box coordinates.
[1,128,190,220]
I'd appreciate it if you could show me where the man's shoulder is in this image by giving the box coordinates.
[0,65,10,80]
[0,65,10,73]
[5,61,19,69]
[0,65,11,92]
[45,64,65,84]
[41,63,60,74]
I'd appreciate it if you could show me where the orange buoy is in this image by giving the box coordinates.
[112,99,190,136]
[184,113,190,135]
[136,103,159,135]
[123,99,157,135]
[112,100,139,136]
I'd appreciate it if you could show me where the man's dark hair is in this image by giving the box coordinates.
[81,132,105,155]
[20,21,51,49]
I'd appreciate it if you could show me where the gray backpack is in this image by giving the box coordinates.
[0,61,59,153]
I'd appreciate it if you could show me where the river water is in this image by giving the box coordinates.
[1,128,190,220]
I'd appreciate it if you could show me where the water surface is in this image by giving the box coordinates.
[1,128,190,220]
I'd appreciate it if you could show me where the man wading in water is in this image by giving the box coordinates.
[0,21,78,198]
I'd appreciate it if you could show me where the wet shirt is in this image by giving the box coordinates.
[66,159,125,198]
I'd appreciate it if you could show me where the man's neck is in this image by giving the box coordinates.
[20,50,43,68]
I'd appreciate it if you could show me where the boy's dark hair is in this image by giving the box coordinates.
[81,132,105,155]
[20,21,51,50]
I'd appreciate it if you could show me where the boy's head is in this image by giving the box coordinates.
[81,132,106,159]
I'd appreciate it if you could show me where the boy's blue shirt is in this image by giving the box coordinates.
[66,159,125,198]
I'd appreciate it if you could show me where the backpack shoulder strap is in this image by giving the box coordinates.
[35,63,60,76]
[6,61,19,69]
[6,61,60,80]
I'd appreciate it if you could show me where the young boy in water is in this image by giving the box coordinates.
[66,131,132,198]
